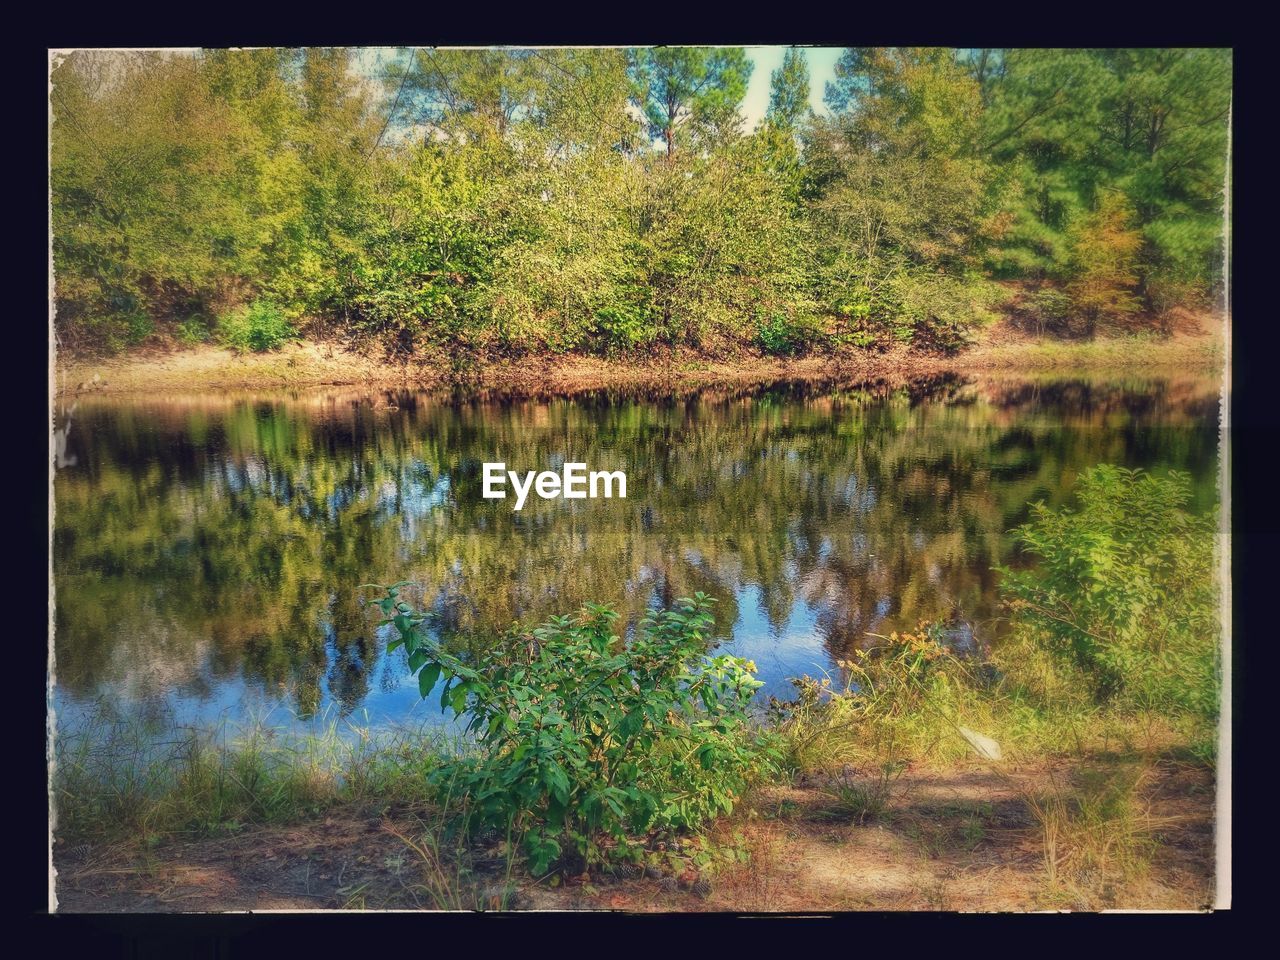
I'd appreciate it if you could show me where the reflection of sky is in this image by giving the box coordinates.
[720,585,830,703]
[54,582,840,734]
[55,620,467,738]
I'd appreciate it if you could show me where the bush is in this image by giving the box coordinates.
[217,299,297,353]
[999,466,1219,725]
[368,587,775,875]
[594,290,658,351]
[1026,288,1073,334]
[176,316,212,345]
[756,313,812,355]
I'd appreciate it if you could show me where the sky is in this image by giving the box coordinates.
[741,46,843,129]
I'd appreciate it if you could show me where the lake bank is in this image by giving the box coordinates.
[53,754,1214,913]
[54,317,1225,398]
[51,708,1216,913]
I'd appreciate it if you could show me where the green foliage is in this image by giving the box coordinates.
[766,48,810,132]
[594,290,658,351]
[176,316,212,345]
[808,49,995,345]
[51,47,1229,357]
[629,48,753,156]
[217,299,297,352]
[1063,192,1144,336]
[999,465,1219,725]
[756,312,819,355]
[982,49,1231,306]
[369,587,775,874]
[768,623,997,773]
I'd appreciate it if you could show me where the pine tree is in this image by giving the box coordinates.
[766,47,810,132]
[628,48,752,156]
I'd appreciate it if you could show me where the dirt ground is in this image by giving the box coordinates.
[53,312,1225,399]
[51,754,1216,914]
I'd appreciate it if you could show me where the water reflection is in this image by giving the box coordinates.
[53,374,1221,728]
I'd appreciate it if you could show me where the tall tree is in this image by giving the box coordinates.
[766,47,810,131]
[400,48,548,141]
[629,47,752,156]
[1065,191,1144,337]
[982,48,1231,297]
[808,48,993,349]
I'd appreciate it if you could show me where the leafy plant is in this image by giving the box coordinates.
[176,316,212,345]
[756,313,808,355]
[999,466,1219,725]
[217,299,297,353]
[367,587,775,875]
[594,289,656,351]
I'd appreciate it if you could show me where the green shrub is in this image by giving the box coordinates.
[999,466,1219,725]
[1029,288,1073,327]
[123,309,154,345]
[756,313,820,355]
[176,316,212,345]
[594,291,657,351]
[217,299,297,353]
[769,624,993,771]
[368,586,775,875]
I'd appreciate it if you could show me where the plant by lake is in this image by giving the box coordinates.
[999,465,1220,733]
[367,587,776,874]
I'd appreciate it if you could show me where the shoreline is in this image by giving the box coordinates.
[52,704,1215,913]
[54,321,1225,399]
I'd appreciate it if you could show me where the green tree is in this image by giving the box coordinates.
[981,48,1230,303]
[1064,192,1144,337]
[766,47,810,131]
[808,48,995,349]
[629,47,753,157]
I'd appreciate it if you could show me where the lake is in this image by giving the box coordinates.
[52,373,1222,736]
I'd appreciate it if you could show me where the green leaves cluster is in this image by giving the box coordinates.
[999,465,1220,724]
[982,49,1231,324]
[367,587,774,875]
[216,298,297,353]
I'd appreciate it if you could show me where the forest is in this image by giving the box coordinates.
[50,47,1232,358]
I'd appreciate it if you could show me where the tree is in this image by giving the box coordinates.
[628,47,752,157]
[981,49,1230,299]
[52,51,264,349]
[807,48,994,348]
[1064,192,1143,337]
[398,48,548,142]
[50,45,1230,357]
[766,47,810,132]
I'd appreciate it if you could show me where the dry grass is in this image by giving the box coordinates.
[53,753,1214,913]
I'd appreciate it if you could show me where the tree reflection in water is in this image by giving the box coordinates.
[53,374,1220,726]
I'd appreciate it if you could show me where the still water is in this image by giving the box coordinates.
[52,374,1221,733]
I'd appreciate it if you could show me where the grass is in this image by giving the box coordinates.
[968,329,1223,371]
[52,701,465,844]
[751,622,1217,909]
[817,762,906,825]
[1021,761,1167,908]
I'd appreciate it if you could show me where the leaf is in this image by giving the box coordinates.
[450,681,470,715]
[418,663,441,699]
